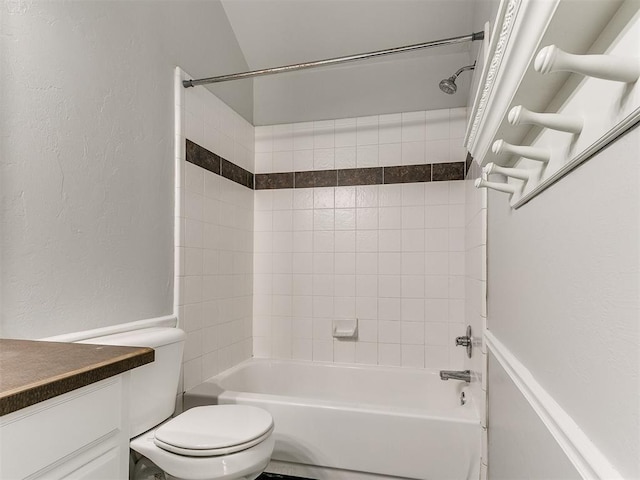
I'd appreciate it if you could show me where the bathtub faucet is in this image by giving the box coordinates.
[439,370,471,382]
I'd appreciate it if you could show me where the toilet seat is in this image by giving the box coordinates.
[131,427,275,480]
[154,405,274,457]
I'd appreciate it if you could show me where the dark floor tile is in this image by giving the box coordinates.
[258,473,316,480]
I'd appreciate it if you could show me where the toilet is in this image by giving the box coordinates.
[80,327,274,480]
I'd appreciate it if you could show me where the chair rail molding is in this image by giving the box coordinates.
[485,331,623,480]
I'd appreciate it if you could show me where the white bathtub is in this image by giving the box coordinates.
[184,359,480,480]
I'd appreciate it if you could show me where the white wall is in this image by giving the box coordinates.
[177,76,255,391]
[488,355,582,480]
[252,109,470,368]
[487,127,640,478]
[253,54,473,126]
[222,0,476,125]
[0,1,250,338]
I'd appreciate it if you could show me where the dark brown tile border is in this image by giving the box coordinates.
[221,158,253,189]
[186,139,220,175]
[384,164,431,184]
[186,139,465,191]
[295,170,338,188]
[187,139,253,189]
[432,162,465,182]
[338,167,383,186]
[255,172,294,190]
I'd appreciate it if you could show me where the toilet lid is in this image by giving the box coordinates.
[154,405,274,457]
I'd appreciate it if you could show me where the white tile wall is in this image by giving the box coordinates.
[253,108,468,369]
[176,70,255,391]
[177,72,471,381]
[464,158,488,468]
[253,180,468,370]
[254,108,467,173]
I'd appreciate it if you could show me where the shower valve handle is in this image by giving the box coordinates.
[455,326,473,358]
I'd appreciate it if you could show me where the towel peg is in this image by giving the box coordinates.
[492,139,550,163]
[483,162,531,181]
[534,45,640,83]
[508,105,583,134]
[474,178,518,195]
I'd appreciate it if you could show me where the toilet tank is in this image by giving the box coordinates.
[79,327,186,437]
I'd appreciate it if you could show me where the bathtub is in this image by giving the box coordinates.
[184,359,480,480]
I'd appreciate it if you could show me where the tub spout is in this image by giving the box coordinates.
[439,370,471,382]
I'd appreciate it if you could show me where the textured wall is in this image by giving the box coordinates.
[487,128,640,478]
[488,354,582,480]
[0,1,251,338]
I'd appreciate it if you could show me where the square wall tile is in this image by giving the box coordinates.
[334,340,356,363]
[293,338,313,361]
[335,118,357,147]
[335,147,357,169]
[249,107,474,372]
[313,340,334,362]
[425,109,450,141]
[356,116,379,145]
[402,344,425,368]
[379,113,402,144]
[293,122,314,150]
[402,111,426,142]
[379,143,402,167]
[355,342,378,365]
[378,343,401,366]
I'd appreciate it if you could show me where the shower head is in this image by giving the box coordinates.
[439,63,476,95]
[439,76,458,94]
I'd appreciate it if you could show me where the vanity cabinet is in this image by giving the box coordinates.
[0,337,153,480]
[0,374,131,479]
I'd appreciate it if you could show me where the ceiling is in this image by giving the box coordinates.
[215,0,481,125]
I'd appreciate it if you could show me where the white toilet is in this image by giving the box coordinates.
[81,327,274,480]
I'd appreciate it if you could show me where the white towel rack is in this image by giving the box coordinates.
[465,0,640,209]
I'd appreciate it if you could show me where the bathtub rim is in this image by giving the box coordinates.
[186,357,480,424]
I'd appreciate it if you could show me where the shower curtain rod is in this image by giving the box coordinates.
[183,31,484,88]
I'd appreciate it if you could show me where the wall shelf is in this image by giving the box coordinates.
[465,0,639,208]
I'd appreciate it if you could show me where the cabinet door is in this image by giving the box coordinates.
[29,442,124,480]
[61,448,121,480]
[1,376,129,480]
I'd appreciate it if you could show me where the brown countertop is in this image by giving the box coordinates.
[0,339,154,416]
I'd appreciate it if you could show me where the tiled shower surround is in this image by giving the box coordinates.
[178,76,255,391]
[464,158,488,469]
[253,109,469,369]
[178,71,472,380]
[253,182,467,368]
